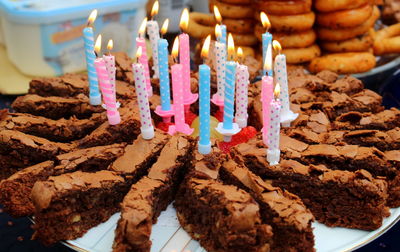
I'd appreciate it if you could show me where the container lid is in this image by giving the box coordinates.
[0,0,146,24]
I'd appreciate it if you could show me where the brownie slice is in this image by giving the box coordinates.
[332,108,400,131]
[220,158,315,252]
[0,144,126,217]
[12,94,103,120]
[31,170,129,245]
[29,73,135,100]
[109,131,170,183]
[113,177,171,252]
[0,111,105,142]
[175,177,273,252]
[0,130,73,177]
[233,140,390,230]
[78,103,141,148]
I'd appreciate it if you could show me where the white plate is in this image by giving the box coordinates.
[63,204,400,252]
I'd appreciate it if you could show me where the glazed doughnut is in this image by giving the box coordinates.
[187,12,215,40]
[254,12,315,32]
[320,33,374,53]
[232,33,259,46]
[374,23,400,55]
[254,0,312,15]
[315,0,369,12]
[255,24,316,48]
[280,44,321,64]
[316,4,373,29]
[309,52,376,74]
[224,18,255,34]
[219,0,251,4]
[317,6,380,41]
[209,0,254,19]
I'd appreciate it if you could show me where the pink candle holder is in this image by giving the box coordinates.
[211,93,224,112]
[154,105,174,123]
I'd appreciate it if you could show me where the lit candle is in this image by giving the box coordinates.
[211,24,226,109]
[154,19,174,122]
[179,8,198,108]
[147,0,160,79]
[103,40,117,102]
[273,41,298,127]
[235,47,249,128]
[94,35,121,125]
[261,44,273,145]
[168,37,194,136]
[136,18,152,97]
[213,5,227,45]
[132,47,155,140]
[83,9,101,105]
[261,12,272,76]
[216,34,241,142]
[267,84,282,165]
[198,35,212,154]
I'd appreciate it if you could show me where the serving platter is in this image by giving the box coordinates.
[62,204,400,252]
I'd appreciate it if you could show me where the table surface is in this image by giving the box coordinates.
[1,68,400,251]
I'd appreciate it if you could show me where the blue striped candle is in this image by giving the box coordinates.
[198,64,211,154]
[157,38,171,111]
[83,26,101,105]
[262,33,273,76]
[223,61,237,130]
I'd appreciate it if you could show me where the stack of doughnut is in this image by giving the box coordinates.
[209,0,258,53]
[253,0,321,64]
[309,1,380,74]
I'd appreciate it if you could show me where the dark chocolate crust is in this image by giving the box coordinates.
[31,170,129,246]
[175,177,273,252]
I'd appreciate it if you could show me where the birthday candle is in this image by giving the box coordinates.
[267,84,282,166]
[94,35,120,125]
[103,40,116,101]
[214,24,226,102]
[136,18,152,97]
[83,10,101,105]
[198,36,212,155]
[132,47,155,140]
[222,35,237,130]
[147,0,160,79]
[261,44,274,145]
[179,9,198,107]
[157,20,171,111]
[235,48,249,129]
[260,12,272,76]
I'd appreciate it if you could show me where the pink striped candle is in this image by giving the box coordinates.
[103,54,117,101]
[261,75,273,145]
[94,57,120,125]
[168,63,194,135]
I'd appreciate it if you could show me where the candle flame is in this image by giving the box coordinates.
[201,35,211,59]
[150,0,159,18]
[107,39,113,51]
[87,9,97,26]
[227,33,235,61]
[260,12,271,30]
[264,43,272,72]
[160,19,169,35]
[180,8,189,32]
[139,17,147,36]
[213,5,222,24]
[172,36,179,60]
[94,34,102,54]
[237,47,243,62]
[215,24,222,39]
[136,46,143,59]
[273,40,282,54]
[274,83,281,98]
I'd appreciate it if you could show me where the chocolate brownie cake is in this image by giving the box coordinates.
[0,111,106,142]
[220,158,315,252]
[0,144,126,217]
[234,138,390,230]
[31,170,129,246]
[12,94,103,120]
[175,177,273,252]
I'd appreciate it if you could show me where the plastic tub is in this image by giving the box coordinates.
[0,0,146,76]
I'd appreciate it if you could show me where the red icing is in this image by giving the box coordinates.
[219,126,257,153]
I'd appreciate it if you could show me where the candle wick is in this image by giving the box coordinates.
[94,51,98,58]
